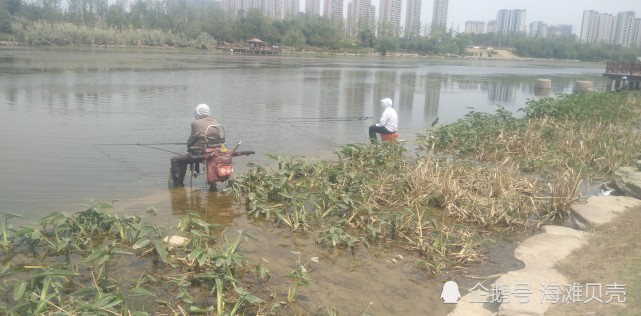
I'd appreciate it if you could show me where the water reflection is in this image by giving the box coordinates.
[0,48,607,217]
[168,188,237,227]
[534,88,552,97]
[488,80,518,105]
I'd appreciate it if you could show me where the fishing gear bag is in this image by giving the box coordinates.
[205,147,233,183]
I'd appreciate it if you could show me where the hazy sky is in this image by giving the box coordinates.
[416,0,639,34]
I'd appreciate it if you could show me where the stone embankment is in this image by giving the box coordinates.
[448,167,641,316]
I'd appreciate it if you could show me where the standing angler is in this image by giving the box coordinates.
[368,98,398,144]
[170,104,222,187]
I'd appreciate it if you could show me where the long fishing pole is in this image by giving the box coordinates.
[278,116,373,123]
[93,142,185,146]
[92,143,183,154]
[137,145,182,155]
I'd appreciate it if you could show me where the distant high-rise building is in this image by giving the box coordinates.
[581,10,639,46]
[379,0,402,32]
[283,0,301,19]
[464,21,485,34]
[529,22,571,39]
[432,0,448,31]
[558,25,573,37]
[614,11,636,46]
[324,0,344,25]
[580,10,600,43]
[262,0,279,20]
[548,25,562,38]
[244,0,262,13]
[404,0,421,37]
[367,4,376,29]
[221,0,243,19]
[347,0,373,38]
[529,21,547,38]
[596,13,616,44]
[496,9,526,34]
[633,18,641,47]
[223,0,299,20]
[306,0,321,16]
[486,20,496,33]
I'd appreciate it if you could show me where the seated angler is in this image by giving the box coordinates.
[369,97,398,144]
[170,103,222,187]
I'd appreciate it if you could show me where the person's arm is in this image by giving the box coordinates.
[187,121,198,147]
[377,110,391,127]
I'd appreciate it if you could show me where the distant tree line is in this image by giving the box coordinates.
[0,0,638,61]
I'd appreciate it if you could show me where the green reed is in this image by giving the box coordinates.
[419,91,641,219]
[230,91,641,274]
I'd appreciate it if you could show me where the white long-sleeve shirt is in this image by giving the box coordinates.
[376,98,398,132]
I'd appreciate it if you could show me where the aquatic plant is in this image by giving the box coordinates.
[229,143,486,272]
[229,91,641,275]
[286,252,317,303]
[0,206,268,315]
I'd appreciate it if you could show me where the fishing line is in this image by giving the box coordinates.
[90,144,153,181]
[93,143,184,154]
[91,143,185,185]
[278,116,372,123]
[137,145,182,155]
[278,120,337,148]
[93,142,185,146]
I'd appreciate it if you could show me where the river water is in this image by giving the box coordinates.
[0,47,606,216]
[0,47,604,314]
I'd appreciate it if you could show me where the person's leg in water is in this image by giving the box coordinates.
[368,125,394,144]
[170,153,200,187]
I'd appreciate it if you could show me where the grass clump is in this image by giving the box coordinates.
[0,206,270,315]
[230,91,641,274]
[420,92,641,217]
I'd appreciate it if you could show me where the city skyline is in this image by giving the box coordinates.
[222,0,638,38]
[305,0,637,35]
[444,0,636,35]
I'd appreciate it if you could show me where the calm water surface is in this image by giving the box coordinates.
[0,47,604,314]
[0,47,606,216]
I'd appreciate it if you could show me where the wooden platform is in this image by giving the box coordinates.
[603,62,641,91]
[217,46,281,55]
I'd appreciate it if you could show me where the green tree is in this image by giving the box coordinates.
[282,29,305,50]
[0,11,9,34]
[4,0,21,15]
[238,9,274,41]
[358,28,374,47]
[375,35,399,56]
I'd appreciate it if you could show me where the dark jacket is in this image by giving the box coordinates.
[187,116,221,155]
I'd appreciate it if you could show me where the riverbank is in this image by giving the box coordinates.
[0,46,637,314]
[451,174,641,315]
[0,40,588,64]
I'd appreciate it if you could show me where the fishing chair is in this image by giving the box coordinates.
[381,132,398,143]
[188,125,231,189]
[203,125,233,184]
[189,125,254,191]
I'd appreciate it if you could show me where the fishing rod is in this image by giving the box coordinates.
[138,145,181,155]
[91,142,183,154]
[279,116,373,123]
[93,142,185,146]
